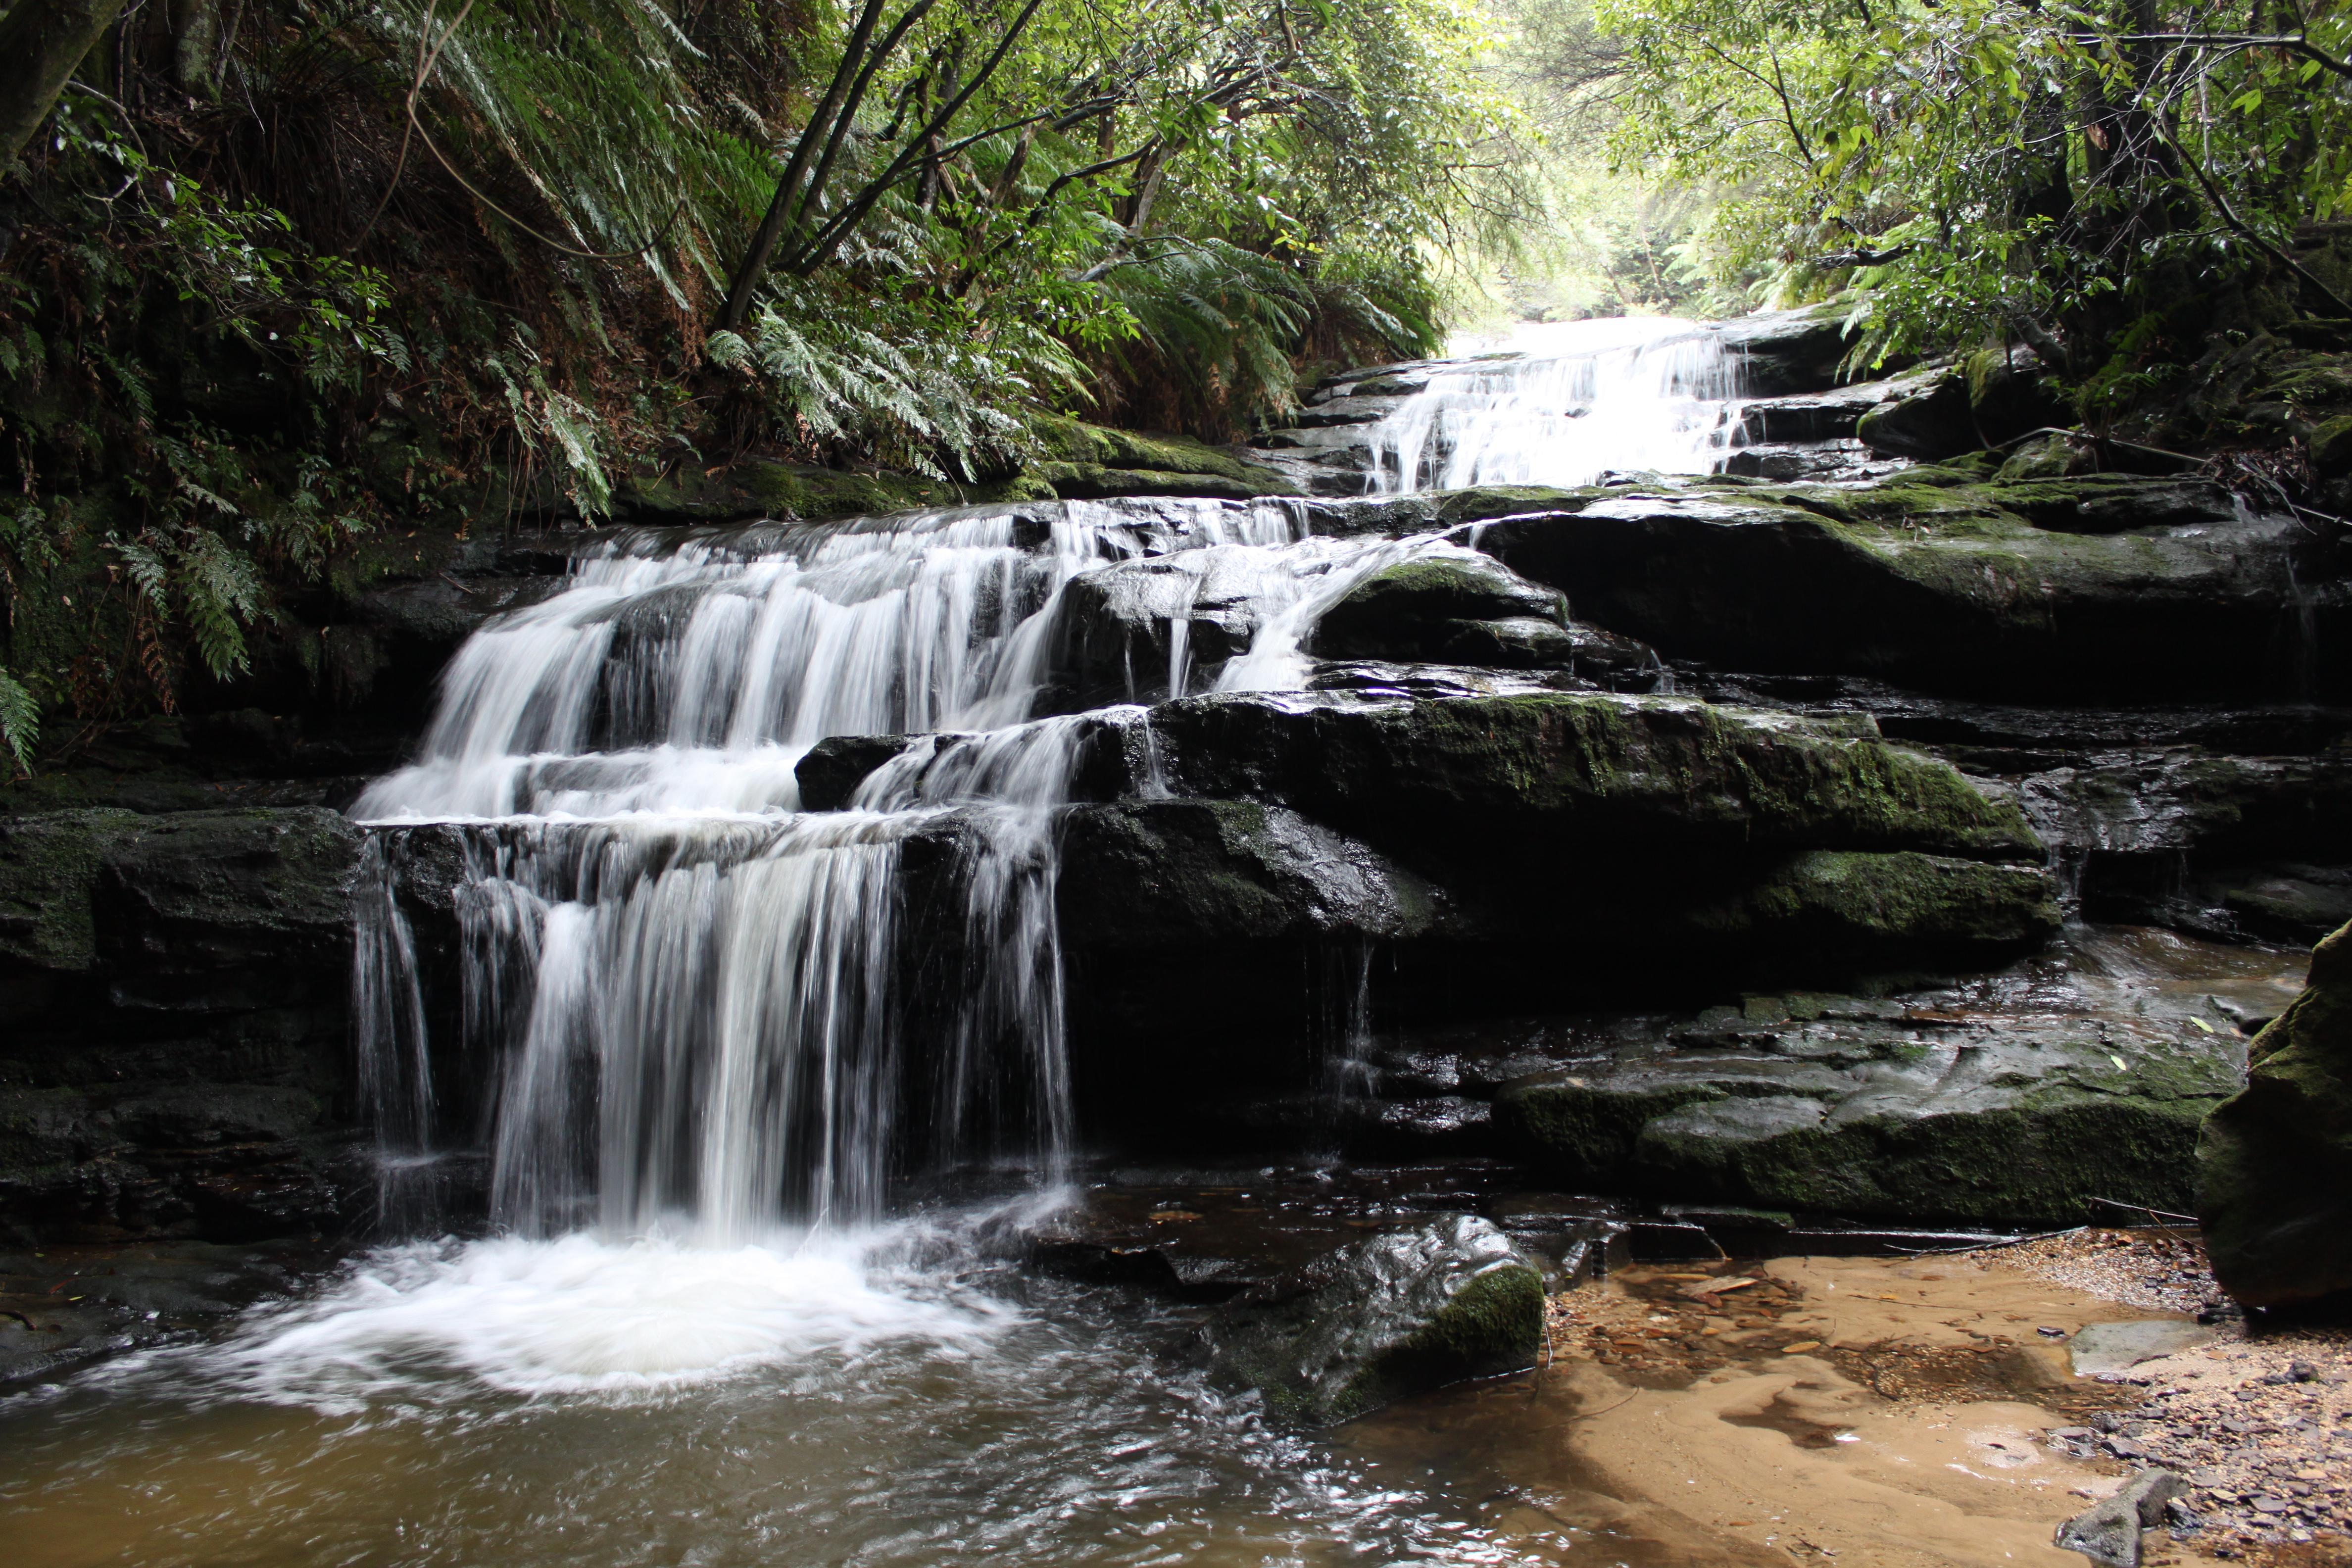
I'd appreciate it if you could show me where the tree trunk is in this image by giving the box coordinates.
[173,0,221,98]
[0,0,130,174]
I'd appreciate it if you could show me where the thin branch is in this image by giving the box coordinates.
[2145,102,2352,317]
[356,0,474,251]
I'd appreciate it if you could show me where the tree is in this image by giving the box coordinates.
[1594,0,2352,375]
[0,0,130,174]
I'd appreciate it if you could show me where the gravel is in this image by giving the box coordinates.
[1971,1228,2352,1561]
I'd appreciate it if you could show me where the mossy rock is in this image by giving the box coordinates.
[1312,553,1575,666]
[2197,920,2352,1308]
[1203,1214,1542,1425]
[1027,415,1295,495]
[2312,413,2352,476]
[1465,472,2328,702]
[1498,1020,2240,1226]
[1686,849,2061,956]
[1149,690,2047,866]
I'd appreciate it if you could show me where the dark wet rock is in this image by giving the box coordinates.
[0,1236,334,1382]
[2014,749,2352,932]
[2205,865,2352,945]
[1045,551,1276,707]
[1463,477,2342,702]
[1853,352,2067,461]
[1855,369,1981,460]
[0,808,367,1243]
[2198,919,2352,1309]
[1246,926,2291,1225]
[1720,437,1905,485]
[1496,1000,2241,1226]
[1734,380,1908,445]
[1201,1213,1543,1424]
[2055,1467,2183,1568]
[795,733,918,811]
[1058,800,1446,946]
[1309,553,1633,675]
[1703,303,1879,396]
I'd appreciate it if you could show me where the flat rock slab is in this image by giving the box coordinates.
[2068,1320,2218,1376]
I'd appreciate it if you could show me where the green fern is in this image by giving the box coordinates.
[0,668,38,775]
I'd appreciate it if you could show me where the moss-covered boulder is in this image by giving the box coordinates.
[1028,415,1296,499]
[1310,552,1600,671]
[1202,1214,1543,1424]
[1498,1006,2241,1225]
[2197,920,2352,1308]
[1686,848,2060,955]
[1462,473,2340,702]
[1146,690,2045,868]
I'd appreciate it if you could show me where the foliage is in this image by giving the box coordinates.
[0,0,1501,755]
[1592,0,2352,376]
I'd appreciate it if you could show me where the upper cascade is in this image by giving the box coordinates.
[345,315,1746,1246]
[1360,316,1742,492]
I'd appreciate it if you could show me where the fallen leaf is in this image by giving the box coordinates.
[1782,1340,1824,1355]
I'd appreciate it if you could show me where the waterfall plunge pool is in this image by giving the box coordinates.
[0,1190,1649,1568]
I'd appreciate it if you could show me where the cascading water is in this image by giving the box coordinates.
[347,495,1443,1243]
[1363,315,1741,492]
[3,321,1748,1568]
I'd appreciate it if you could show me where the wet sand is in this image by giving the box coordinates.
[1346,1242,2350,1568]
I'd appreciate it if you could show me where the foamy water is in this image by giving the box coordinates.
[1363,315,1740,491]
[199,1229,1004,1403]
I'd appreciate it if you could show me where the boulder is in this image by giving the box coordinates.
[1057,799,1446,947]
[2197,919,2352,1308]
[0,808,368,1242]
[1311,552,1591,671]
[1029,416,1296,500]
[1463,475,2343,702]
[1201,1213,1543,1424]
[795,733,917,811]
[1855,368,1978,459]
[1703,303,1877,396]
[2054,1469,2185,1568]
[1496,987,2241,1225]
[1144,690,2045,868]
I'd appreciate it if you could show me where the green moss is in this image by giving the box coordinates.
[1334,1263,1545,1423]
[2312,413,2352,476]
[1430,485,1601,524]
[2198,920,2352,1306]
[1027,415,1290,490]
[1688,850,2060,949]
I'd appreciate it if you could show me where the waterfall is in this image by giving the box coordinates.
[349,318,1740,1244]
[1362,316,1741,492]
[349,496,1433,1239]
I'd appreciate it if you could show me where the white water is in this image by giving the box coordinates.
[205,1227,1003,1402]
[1363,315,1740,492]
[347,492,1465,1263]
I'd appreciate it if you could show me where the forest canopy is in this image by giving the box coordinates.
[1,0,2349,767]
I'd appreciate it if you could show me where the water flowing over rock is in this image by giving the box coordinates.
[1355,319,1742,492]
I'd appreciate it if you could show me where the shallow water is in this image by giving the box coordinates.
[0,1205,1598,1568]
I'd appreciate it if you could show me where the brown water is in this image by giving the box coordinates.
[0,1207,1597,1568]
